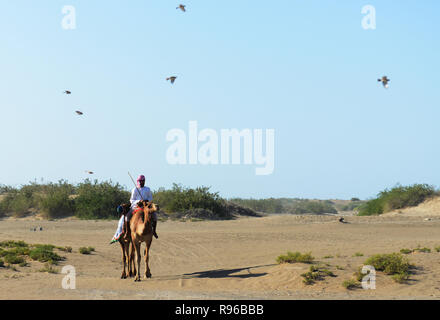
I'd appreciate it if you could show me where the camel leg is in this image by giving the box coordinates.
[129,240,136,277]
[120,242,127,279]
[125,241,134,278]
[134,241,142,282]
[144,239,152,279]
[124,241,132,278]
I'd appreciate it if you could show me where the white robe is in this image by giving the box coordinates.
[130,186,153,208]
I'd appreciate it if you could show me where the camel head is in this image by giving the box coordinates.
[137,200,159,222]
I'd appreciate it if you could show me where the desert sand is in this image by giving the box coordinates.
[1,212,440,300]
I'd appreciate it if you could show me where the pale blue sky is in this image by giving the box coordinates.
[0,1,439,200]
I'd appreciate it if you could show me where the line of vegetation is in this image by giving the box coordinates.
[229,198,339,215]
[358,184,437,216]
[0,181,255,220]
[0,180,129,219]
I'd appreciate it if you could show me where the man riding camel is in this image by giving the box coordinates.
[110,175,158,244]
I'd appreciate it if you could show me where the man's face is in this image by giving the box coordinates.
[139,180,145,188]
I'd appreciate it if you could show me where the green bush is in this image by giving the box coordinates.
[154,184,228,218]
[38,181,75,218]
[276,251,314,264]
[79,247,94,255]
[5,247,30,256]
[0,181,76,218]
[0,188,22,217]
[359,184,436,216]
[10,194,33,217]
[4,254,25,265]
[29,246,63,265]
[400,248,413,254]
[57,246,72,253]
[301,265,336,285]
[414,247,431,253]
[342,279,361,290]
[364,253,412,275]
[353,267,364,282]
[392,273,409,283]
[0,201,5,218]
[0,240,29,248]
[74,179,130,219]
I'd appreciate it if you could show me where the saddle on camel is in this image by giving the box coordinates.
[119,203,158,241]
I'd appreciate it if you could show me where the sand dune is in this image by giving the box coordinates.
[385,197,440,217]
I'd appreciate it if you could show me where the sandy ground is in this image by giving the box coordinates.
[1,213,440,300]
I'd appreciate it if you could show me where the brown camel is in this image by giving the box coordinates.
[130,200,158,281]
[118,203,136,279]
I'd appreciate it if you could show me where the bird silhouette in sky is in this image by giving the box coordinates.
[176,4,186,12]
[167,76,177,84]
[378,76,390,89]
[75,110,83,115]
[63,90,71,95]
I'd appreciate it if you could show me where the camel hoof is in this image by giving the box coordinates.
[146,273,152,279]
[121,274,127,279]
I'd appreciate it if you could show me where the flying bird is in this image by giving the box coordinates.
[378,76,390,89]
[167,76,177,84]
[75,110,83,115]
[63,90,71,95]
[176,4,186,12]
[85,171,94,175]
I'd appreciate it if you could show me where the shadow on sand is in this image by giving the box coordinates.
[157,264,276,281]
